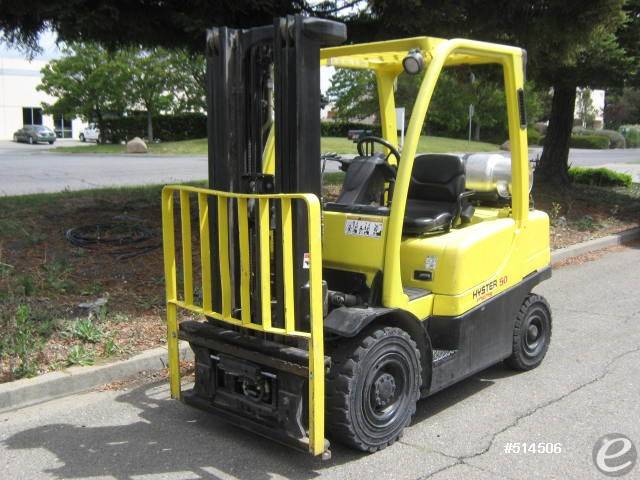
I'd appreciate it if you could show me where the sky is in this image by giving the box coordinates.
[0,30,61,60]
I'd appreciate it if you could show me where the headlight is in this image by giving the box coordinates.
[402,49,424,75]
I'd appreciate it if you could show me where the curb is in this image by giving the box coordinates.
[1,227,638,412]
[0,342,193,413]
[551,226,640,263]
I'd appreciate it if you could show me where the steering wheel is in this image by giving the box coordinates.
[357,136,401,165]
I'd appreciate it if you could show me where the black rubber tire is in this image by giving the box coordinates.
[505,294,552,371]
[326,326,421,452]
[79,133,85,142]
[28,136,34,144]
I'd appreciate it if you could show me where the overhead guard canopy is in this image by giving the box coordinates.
[321,36,523,71]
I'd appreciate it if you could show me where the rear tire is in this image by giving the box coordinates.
[326,326,421,452]
[79,133,85,142]
[505,294,552,371]
[28,136,34,145]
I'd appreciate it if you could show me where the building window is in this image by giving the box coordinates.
[22,107,43,125]
[53,113,73,139]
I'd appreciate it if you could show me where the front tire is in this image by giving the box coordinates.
[505,294,552,371]
[326,326,421,452]
[79,133,85,142]
[28,136,34,145]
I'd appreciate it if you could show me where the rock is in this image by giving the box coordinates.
[555,216,568,228]
[500,140,510,151]
[78,296,108,314]
[126,137,148,153]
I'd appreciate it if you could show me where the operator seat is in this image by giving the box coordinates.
[403,154,475,235]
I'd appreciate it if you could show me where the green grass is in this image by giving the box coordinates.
[322,135,498,154]
[53,136,498,155]
[322,172,346,186]
[54,138,209,155]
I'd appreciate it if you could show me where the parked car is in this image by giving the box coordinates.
[79,124,101,143]
[13,125,56,145]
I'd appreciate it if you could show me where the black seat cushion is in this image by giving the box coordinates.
[403,154,473,235]
[403,199,454,234]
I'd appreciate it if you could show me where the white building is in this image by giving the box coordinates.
[0,35,85,141]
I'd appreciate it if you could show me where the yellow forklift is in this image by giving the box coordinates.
[161,15,552,459]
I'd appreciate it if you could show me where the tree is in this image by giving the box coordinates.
[122,48,179,140]
[0,1,306,53]
[535,19,631,182]
[365,0,637,183]
[576,88,597,128]
[326,68,425,123]
[168,51,207,112]
[38,43,129,133]
[604,87,640,128]
[39,44,206,141]
[326,68,378,121]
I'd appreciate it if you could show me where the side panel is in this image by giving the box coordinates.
[427,267,551,393]
[322,211,388,280]
[401,218,516,295]
[400,210,550,317]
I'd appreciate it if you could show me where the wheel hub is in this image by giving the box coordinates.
[374,373,397,408]
[527,324,539,343]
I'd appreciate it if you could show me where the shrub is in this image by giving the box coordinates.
[321,121,381,137]
[527,128,541,145]
[620,125,640,148]
[573,127,625,148]
[569,167,632,187]
[66,345,95,366]
[533,122,547,135]
[66,318,103,343]
[102,113,207,143]
[597,129,625,148]
[569,135,610,149]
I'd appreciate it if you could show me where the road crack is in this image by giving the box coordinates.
[408,345,640,479]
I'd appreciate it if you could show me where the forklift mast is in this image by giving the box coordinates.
[205,15,345,323]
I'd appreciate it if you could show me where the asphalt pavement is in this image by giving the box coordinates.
[0,141,207,196]
[1,245,639,479]
[1,140,640,196]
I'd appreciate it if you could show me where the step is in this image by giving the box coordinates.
[404,286,431,301]
[432,349,457,367]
